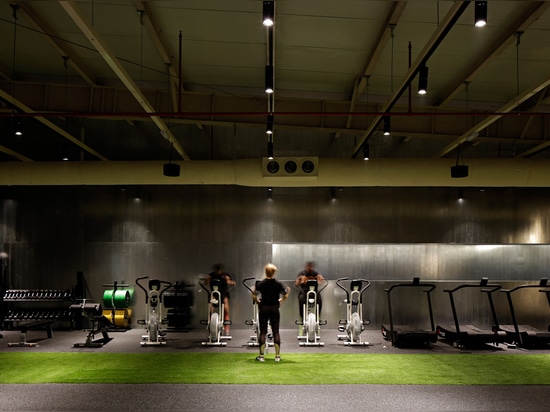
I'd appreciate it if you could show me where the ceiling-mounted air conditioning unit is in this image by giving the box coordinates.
[262,157,318,177]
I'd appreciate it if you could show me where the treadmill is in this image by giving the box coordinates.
[381,277,438,347]
[437,278,507,348]
[497,278,550,348]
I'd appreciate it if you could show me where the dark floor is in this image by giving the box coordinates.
[1,326,549,411]
[2,326,546,354]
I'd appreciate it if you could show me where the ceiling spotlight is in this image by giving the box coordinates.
[418,65,429,95]
[266,114,274,134]
[383,115,391,136]
[362,143,370,160]
[267,140,274,159]
[265,65,274,94]
[474,1,487,28]
[263,1,274,27]
[13,116,22,136]
[62,144,70,161]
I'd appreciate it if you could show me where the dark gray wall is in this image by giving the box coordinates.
[1,185,550,330]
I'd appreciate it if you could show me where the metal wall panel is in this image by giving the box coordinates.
[2,186,550,331]
[273,244,550,328]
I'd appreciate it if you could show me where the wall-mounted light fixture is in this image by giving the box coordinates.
[418,64,429,95]
[474,1,487,28]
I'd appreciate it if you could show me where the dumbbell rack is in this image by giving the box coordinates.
[2,289,75,328]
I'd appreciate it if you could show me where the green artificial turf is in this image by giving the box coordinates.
[0,352,549,385]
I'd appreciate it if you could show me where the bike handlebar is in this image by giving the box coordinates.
[242,276,256,293]
[135,276,172,304]
[336,277,371,300]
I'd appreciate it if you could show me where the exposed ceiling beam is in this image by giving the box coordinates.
[0,87,108,160]
[134,1,179,109]
[433,72,550,158]
[517,140,550,158]
[336,1,407,139]
[519,86,549,140]
[0,144,33,161]
[435,1,550,107]
[135,1,204,131]
[351,1,470,157]
[516,88,550,157]
[0,60,13,81]
[17,1,98,87]
[59,0,191,161]
[355,1,407,98]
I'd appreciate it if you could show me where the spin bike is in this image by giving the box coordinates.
[199,278,232,346]
[136,276,172,346]
[243,277,273,348]
[336,277,371,346]
[295,279,327,346]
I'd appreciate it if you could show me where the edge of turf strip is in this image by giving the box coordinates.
[1,353,549,385]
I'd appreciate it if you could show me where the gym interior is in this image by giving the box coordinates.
[2,1,550,410]
[1,185,550,410]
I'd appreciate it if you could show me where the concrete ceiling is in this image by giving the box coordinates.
[1,1,550,186]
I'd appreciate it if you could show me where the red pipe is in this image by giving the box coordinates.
[2,111,549,118]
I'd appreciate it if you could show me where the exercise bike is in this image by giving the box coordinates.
[199,278,232,346]
[336,277,371,346]
[295,279,327,346]
[243,276,273,348]
[136,276,172,346]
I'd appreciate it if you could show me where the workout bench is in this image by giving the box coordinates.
[7,320,54,347]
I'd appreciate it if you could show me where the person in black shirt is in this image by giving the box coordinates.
[252,263,290,362]
[206,263,235,335]
[295,261,326,321]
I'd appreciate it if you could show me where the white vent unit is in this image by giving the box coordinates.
[262,157,318,177]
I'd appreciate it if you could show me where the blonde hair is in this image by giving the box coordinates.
[264,263,277,278]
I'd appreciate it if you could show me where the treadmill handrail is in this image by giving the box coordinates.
[385,282,436,293]
[443,279,502,340]
[443,283,502,294]
[499,278,550,346]
[501,278,550,294]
